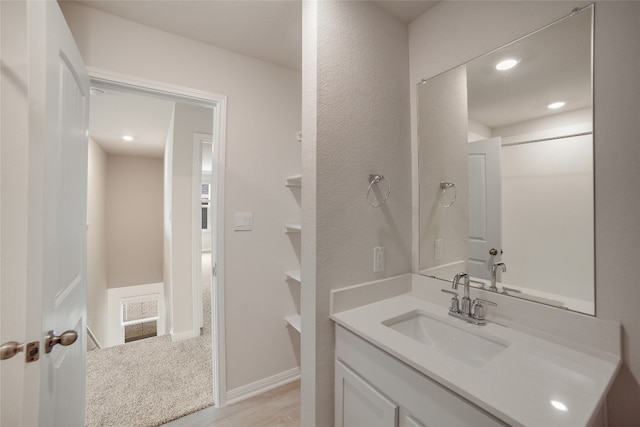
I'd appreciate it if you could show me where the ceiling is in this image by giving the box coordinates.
[76,0,438,155]
[82,1,589,155]
[373,1,438,26]
[71,0,438,72]
[89,88,174,157]
[466,7,592,129]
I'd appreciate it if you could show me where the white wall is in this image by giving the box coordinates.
[593,3,640,423]
[302,2,412,425]
[163,104,175,335]
[501,133,593,301]
[168,103,212,338]
[409,1,640,424]
[60,1,302,393]
[417,66,469,272]
[495,110,594,303]
[0,2,29,423]
[86,138,109,345]
[300,2,318,424]
[106,154,164,288]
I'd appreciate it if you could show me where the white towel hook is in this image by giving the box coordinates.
[439,181,457,208]
[367,174,391,208]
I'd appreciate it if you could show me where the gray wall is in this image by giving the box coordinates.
[106,154,164,287]
[301,2,412,425]
[167,103,211,336]
[593,2,640,423]
[417,67,469,272]
[87,138,109,344]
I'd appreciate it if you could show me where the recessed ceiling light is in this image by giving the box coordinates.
[122,135,134,142]
[551,400,568,411]
[547,101,566,110]
[495,58,519,71]
[89,87,107,96]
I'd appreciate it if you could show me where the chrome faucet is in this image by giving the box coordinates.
[452,272,472,316]
[441,272,497,325]
[490,262,507,292]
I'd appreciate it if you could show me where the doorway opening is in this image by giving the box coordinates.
[84,69,227,425]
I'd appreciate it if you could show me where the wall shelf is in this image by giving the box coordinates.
[284,131,302,344]
[284,314,301,333]
[285,224,301,233]
[285,269,301,283]
[285,174,302,187]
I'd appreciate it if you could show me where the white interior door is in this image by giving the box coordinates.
[0,1,89,425]
[1,1,31,425]
[468,138,502,280]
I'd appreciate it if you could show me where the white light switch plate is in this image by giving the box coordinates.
[374,247,385,272]
[435,238,443,259]
[234,211,253,231]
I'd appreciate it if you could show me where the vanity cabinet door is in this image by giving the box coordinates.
[399,409,425,427]
[335,360,399,427]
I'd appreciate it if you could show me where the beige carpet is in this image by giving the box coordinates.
[86,254,215,426]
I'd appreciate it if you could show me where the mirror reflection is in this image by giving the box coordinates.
[418,6,594,314]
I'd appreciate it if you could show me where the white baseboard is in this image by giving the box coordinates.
[225,366,300,406]
[171,329,200,342]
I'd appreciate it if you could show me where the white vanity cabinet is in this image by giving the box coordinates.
[335,360,398,427]
[335,325,507,427]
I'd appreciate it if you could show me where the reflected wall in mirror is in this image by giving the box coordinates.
[418,5,594,314]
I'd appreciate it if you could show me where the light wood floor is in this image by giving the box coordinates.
[163,380,301,427]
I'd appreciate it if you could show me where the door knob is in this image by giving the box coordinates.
[0,341,24,360]
[2,340,40,362]
[45,330,78,354]
[489,248,504,256]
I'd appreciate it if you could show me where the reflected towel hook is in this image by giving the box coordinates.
[439,181,457,208]
[367,174,391,208]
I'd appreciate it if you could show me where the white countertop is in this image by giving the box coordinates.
[331,293,621,427]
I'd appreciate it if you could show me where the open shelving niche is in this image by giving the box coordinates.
[284,131,302,334]
[285,174,302,188]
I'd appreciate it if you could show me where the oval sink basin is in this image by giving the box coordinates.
[383,310,509,367]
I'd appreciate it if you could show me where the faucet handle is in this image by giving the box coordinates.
[472,298,497,322]
[441,289,460,313]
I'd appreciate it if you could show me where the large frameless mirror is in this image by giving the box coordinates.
[418,5,594,314]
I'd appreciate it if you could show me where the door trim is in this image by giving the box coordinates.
[191,133,217,327]
[87,67,228,407]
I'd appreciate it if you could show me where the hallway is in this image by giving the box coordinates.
[85,254,214,426]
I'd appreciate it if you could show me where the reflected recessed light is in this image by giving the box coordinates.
[551,400,568,411]
[495,58,519,71]
[547,101,566,110]
[89,87,107,97]
[122,135,134,142]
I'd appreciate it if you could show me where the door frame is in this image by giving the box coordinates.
[87,67,228,406]
[192,133,213,331]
